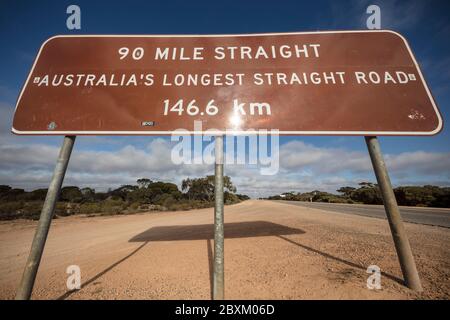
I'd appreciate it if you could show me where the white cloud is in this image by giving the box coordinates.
[279,140,372,174]
[0,137,449,197]
[279,140,450,177]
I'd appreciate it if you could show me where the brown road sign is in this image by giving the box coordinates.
[12,30,442,135]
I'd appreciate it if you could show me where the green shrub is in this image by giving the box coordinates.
[0,201,27,220]
[19,202,43,220]
[0,176,249,220]
[100,199,126,215]
[129,202,141,210]
[78,203,102,214]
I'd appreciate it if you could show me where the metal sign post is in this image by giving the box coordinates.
[15,135,76,300]
[365,136,422,291]
[213,135,225,300]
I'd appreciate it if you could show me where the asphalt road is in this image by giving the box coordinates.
[278,201,450,228]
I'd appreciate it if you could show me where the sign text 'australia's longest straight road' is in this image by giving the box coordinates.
[12,30,442,135]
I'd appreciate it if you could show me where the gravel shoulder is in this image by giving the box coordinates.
[0,200,448,299]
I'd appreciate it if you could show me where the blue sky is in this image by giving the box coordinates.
[0,0,449,197]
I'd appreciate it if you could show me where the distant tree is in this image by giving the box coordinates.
[81,187,95,195]
[1,188,25,201]
[0,185,12,195]
[80,187,95,196]
[26,188,48,201]
[393,185,440,207]
[236,194,250,201]
[337,186,356,197]
[181,176,236,201]
[147,181,181,201]
[345,184,382,204]
[126,181,181,204]
[80,187,96,201]
[181,178,192,196]
[224,191,239,204]
[222,176,237,194]
[60,186,83,202]
[0,177,251,221]
[358,182,375,188]
[431,187,450,208]
[93,192,108,201]
[137,178,152,189]
[109,185,138,200]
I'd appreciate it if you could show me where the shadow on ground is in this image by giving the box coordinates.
[58,221,303,299]
[57,220,404,299]
[129,220,305,298]
[129,221,305,242]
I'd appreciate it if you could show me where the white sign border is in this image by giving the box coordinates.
[12,30,443,136]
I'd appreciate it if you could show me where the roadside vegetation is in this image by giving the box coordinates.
[266,182,450,208]
[0,176,249,220]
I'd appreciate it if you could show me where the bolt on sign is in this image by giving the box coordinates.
[12,30,442,135]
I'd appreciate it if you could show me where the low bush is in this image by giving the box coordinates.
[0,176,249,220]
